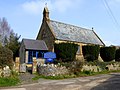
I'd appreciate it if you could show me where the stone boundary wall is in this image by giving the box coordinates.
[0,66,11,77]
[37,63,120,76]
[81,63,120,72]
[37,64,69,76]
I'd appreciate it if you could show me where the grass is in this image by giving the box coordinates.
[32,74,76,80]
[32,70,120,80]
[0,71,20,87]
[0,77,20,87]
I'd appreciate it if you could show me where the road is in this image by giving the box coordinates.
[1,73,120,90]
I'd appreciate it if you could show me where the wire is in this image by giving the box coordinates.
[102,0,120,29]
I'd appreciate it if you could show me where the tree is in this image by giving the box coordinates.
[0,17,21,60]
[0,46,13,69]
[5,32,21,60]
[0,17,13,46]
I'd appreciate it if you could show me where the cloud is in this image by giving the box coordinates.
[21,0,83,15]
[53,0,81,13]
[21,0,44,15]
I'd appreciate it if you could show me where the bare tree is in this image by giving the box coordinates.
[0,17,13,46]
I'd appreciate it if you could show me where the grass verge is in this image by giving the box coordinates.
[32,70,120,80]
[0,77,20,87]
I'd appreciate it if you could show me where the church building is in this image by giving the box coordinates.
[36,7,105,60]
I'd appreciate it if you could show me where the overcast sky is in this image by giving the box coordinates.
[0,0,120,46]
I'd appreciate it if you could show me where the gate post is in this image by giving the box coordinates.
[32,57,37,74]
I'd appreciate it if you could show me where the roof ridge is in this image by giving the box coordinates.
[23,38,44,42]
[50,20,92,31]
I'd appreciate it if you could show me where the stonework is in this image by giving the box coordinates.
[37,64,69,76]
[32,58,37,74]
[0,66,11,77]
[19,63,26,73]
[106,64,120,71]
[3,66,11,77]
[81,65,101,72]
[15,57,20,72]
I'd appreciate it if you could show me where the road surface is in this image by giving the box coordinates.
[1,73,120,90]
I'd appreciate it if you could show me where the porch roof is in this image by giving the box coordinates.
[23,39,48,51]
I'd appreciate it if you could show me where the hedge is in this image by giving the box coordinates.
[82,45,100,62]
[115,48,120,61]
[54,42,78,62]
[100,46,116,62]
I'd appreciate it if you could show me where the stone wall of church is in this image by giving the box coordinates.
[37,21,55,51]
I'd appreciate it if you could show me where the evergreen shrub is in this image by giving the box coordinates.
[0,46,13,69]
[82,45,100,62]
[115,48,120,61]
[54,42,78,62]
[100,46,116,62]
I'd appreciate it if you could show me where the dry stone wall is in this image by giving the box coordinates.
[0,66,11,77]
[37,64,69,76]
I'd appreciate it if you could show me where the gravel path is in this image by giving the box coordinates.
[18,73,38,84]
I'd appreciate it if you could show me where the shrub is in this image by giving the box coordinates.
[115,48,120,61]
[54,42,78,62]
[100,46,116,62]
[61,60,84,76]
[82,45,100,62]
[0,46,14,69]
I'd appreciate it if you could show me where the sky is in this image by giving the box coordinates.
[0,0,120,46]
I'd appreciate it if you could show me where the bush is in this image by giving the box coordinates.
[115,48,120,61]
[54,42,78,62]
[0,46,13,69]
[60,60,84,76]
[100,46,116,62]
[82,45,100,62]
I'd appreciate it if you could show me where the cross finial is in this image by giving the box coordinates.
[92,27,94,30]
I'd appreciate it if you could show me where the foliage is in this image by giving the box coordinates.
[0,46,13,69]
[33,68,120,80]
[85,60,115,71]
[0,77,19,87]
[61,60,84,76]
[54,42,78,62]
[0,17,21,60]
[0,17,13,46]
[115,48,120,61]
[32,74,76,80]
[82,45,100,62]
[100,46,116,62]
[5,33,21,60]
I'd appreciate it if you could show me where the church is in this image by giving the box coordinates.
[36,6,105,60]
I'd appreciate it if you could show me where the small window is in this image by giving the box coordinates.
[37,52,43,58]
[77,46,80,54]
[33,51,36,57]
[28,51,33,63]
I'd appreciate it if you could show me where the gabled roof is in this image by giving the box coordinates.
[48,20,105,45]
[22,39,48,50]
